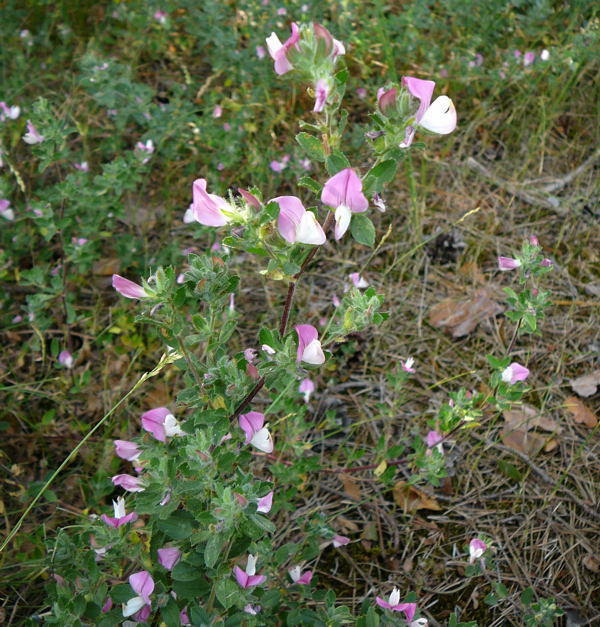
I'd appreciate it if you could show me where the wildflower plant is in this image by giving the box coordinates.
[37,15,557,627]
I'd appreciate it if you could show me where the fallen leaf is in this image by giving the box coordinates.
[360,520,378,541]
[340,473,362,501]
[93,257,120,276]
[564,397,598,428]
[428,287,504,338]
[501,427,547,456]
[569,370,600,397]
[583,554,599,573]
[503,404,562,433]
[336,516,359,533]
[393,481,442,512]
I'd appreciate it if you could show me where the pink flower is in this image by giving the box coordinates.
[270,159,286,172]
[122,570,154,618]
[288,566,313,585]
[180,608,191,625]
[135,139,154,163]
[239,411,274,453]
[468,538,487,563]
[114,440,141,461]
[112,274,150,299]
[58,350,74,369]
[514,49,522,58]
[112,474,145,492]
[265,22,300,75]
[257,490,274,513]
[501,362,530,385]
[540,258,552,268]
[187,178,232,227]
[101,598,113,613]
[332,294,341,307]
[401,357,416,373]
[523,51,535,66]
[73,161,89,172]
[153,11,167,23]
[356,87,367,99]
[426,430,443,449]
[23,120,44,144]
[313,79,329,112]
[321,168,369,240]
[157,547,182,570]
[529,235,539,246]
[497,256,521,271]
[256,45,266,59]
[295,325,325,365]
[213,105,223,118]
[238,188,262,209]
[141,407,184,442]
[272,196,326,245]
[234,554,267,588]
[262,344,276,355]
[101,496,138,528]
[349,272,368,289]
[332,534,350,547]
[299,378,315,403]
[377,87,398,114]
[244,348,257,362]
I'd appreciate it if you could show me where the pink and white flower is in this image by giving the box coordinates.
[0,102,20,120]
[58,350,74,369]
[288,565,313,585]
[299,377,315,403]
[23,120,44,144]
[122,570,154,618]
[112,474,145,492]
[257,490,274,513]
[375,587,416,619]
[135,139,154,163]
[321,168,369,240]
[141,407,184,442]
[186,178,232,227]
[296,325,325,365]
[400,77,457,146]
[101,496,138,528]
[0,199,13,220]
[332,534,350,547]
[349,272,369,289]
[73,161,89,172]
[497,256,521,271]
[239,411,274,453]
[265,22,300,75]
[501,362,530,385]
[272,196,326,245]
[114,440,141,461]
[401,357,416,373]
[313,79,329,112]
[234,554,267,588]
[468,538,487,563]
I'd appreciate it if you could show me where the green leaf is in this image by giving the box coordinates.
[326,150,351,175]
[350,214,375,247]
[215,578,240,610]
[363,159,398,195]
[172,560,203,581]
[204,533,225,568]
[157,510,195,539]
[298,176,322,195]
[520,587,535,606]
[295,132,325,162]
[498,460,523,482]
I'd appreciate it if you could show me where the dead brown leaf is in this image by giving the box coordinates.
[501,427,547,456]
[336,516,359,533]
[564,397,598,428]
[393,481,442,512]
[583,554,599,573]
[93,257,120,276]
[503,404,562,434]
[340,473,362,501]
[569,370,600,397]
[428,287,504,338]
